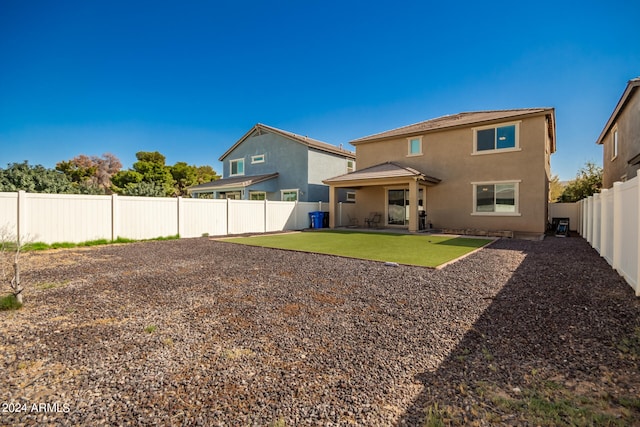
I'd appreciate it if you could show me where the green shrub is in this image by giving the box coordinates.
[0,294,22,310]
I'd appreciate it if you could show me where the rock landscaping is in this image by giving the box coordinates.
[1,236,639,425]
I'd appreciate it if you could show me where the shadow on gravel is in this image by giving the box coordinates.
[398,236,640,426]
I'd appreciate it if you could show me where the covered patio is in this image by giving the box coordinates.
[324,162,441,232]
[188,172,279,199]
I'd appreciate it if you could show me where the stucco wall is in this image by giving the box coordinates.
[353,114,552,233]
[222,131,309,200]
[601,91,640,189]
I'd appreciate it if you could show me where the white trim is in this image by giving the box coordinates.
[229,158,245,176]
[471,181,520,216]
[406,136,423,157]
[347,159,355,173]
[280,188,299,202]
[472,121,521,154]
[346,191,356,202]
[251,154,265,164]
[249,191,266,200]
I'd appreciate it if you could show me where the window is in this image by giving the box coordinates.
[251,154,265,164]
[407,137,422,156]
[472,181,520,215]
[249,191,266,200]
[347,159,355,173]
[346,191,356,202]
[474,122,519,153]
[230,158,244,176]
[281,189,298,201]
[612,128,618,160]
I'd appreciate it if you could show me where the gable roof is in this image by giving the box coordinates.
[596,77,640,145]
[188,172,279,192]
[219,123,355,161]
[350,108,555,145]
[323,161,440,185]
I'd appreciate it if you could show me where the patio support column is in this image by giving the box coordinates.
[408,179,419,232]
[328,185,338,228]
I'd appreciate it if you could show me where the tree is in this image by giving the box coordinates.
[169,163,220,196]
[56,153,122,194]
[559,162,603,202]
[548,174,565,202]
[0,226,26,306]
[170,162,197,196]
[121,181,167,197]
[0,161,76,194]
[112,151,175,197]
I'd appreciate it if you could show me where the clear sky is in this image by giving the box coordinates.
[1,0,638,181]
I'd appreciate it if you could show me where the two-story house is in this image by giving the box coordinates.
[324,108,556,235]
[189,123,356,202]
[596,77,640,188]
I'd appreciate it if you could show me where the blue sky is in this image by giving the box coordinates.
[1,0,638,181]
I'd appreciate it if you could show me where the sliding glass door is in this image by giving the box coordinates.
[387,188,425,226]
[388,189,406,225]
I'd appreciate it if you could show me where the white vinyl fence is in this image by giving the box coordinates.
[577,170,640,296]
[0,191,357,244]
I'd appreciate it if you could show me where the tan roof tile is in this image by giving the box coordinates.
[351,108,554,144]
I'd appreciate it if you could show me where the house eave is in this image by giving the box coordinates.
[219,123,355,161]
[596,77,640,145]
[350,108,555,145]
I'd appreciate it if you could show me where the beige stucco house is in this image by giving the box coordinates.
[596,77,640,189]
[324,108,556,235]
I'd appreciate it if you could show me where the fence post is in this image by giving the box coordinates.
[16,190,26,245]
[593,193,601,253]
[226,198,230,236]
[177,196,184,238]
[111,194,119,241]
[612,182,623,273]
[600,189,609,258]
[264,199,268,233]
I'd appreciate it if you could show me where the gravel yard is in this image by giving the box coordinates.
[1,235,639,426]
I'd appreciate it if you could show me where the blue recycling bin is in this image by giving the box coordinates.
[309,211,324,229]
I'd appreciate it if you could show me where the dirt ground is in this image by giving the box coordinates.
[1,236,639,426]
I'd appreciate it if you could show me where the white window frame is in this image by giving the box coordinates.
[249,191,266,200]
[281,189,299,202]
[229,158,245,176]
[471,180,521,216]
[612,127,618,161]
[346,191,356,202]
[472,121,521,155]
[251,154,265,164]
[407,136,423,157]
[347,159,355,173]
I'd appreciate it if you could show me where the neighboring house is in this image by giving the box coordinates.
[189,123,355,202]
[596,77,640,189]
[324,108,556,235]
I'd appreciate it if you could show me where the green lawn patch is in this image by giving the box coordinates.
[225,230,493,268]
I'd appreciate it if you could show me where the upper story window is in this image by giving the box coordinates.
[612,128,618,160]
[230,158,244,176]
[251,154,265,164]
[407,136,423,156]
[473,122,520,154]
[347,159,355,173]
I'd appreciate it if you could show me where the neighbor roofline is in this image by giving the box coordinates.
[219,123,355,161]
[596,77,640,145]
